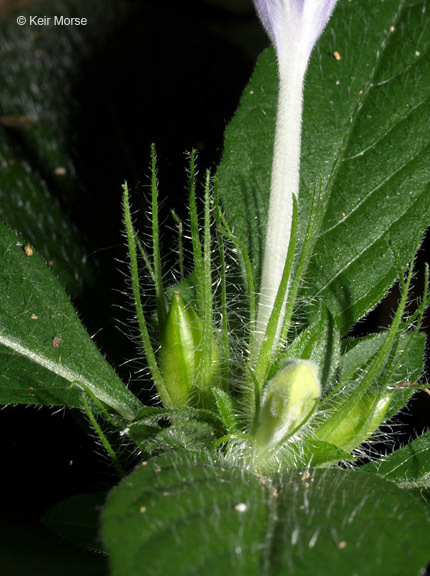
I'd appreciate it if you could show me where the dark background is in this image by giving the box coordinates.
[0,1,429,574]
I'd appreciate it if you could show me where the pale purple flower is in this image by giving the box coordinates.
[253,0,338,62]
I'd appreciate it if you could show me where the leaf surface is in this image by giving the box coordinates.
[0,127,91,296]
[0,222,141,420]
[363,430,430,489]
[101,451,429,576]
[339,331,425,418]
[217,0,430,335]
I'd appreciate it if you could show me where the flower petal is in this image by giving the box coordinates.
[302,0,338,58]
[253,0,338,61]
[252,0,284,50]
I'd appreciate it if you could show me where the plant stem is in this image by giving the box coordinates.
[188,151,205,314]
[81,393,125,478]
[254,197,298,388]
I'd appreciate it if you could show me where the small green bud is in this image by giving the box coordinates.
[255,360,321,448]
[158,292,221,409]
[316,391,392,453]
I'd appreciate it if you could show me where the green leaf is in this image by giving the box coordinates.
[128,406,224,452]
[217,0,430,335]
[362,430,430,489]
[101,451,429,576]
[339,331,425,418]
[265,469,429,575]
[102,452,267,576]
[282,439,355,468]
[0,222,141,420]
[43,493,106,553]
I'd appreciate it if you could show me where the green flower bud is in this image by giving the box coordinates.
[158,292,221,409]
[316,391,392,453]
[255,360,321,448]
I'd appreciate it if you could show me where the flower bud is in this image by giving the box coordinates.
[255,359,321,448]
[158,292,221,409]
[316,391,392,453]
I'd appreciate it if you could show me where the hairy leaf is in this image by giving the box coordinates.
[363,430,430,489]
[101,451,429,576]
[0,222,141,420]
[339,331,426,418]
[0,128,91,296]
[217,0,430,335]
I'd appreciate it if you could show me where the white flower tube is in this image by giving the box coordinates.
[253,0,338,349]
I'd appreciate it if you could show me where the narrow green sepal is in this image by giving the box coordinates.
[212,388,239,434]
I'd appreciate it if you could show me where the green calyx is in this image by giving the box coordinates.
[316,390,392,453]
[158,291,221,409]
[255,359,321,449]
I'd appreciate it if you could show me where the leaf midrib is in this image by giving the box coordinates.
[0,331,136,419]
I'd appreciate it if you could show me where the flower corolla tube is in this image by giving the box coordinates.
[252,0,338,350]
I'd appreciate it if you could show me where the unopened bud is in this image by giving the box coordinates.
[158,292,221,409]
[158,292,201,408]
[316,391,392,452]
[255,360,321,448]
